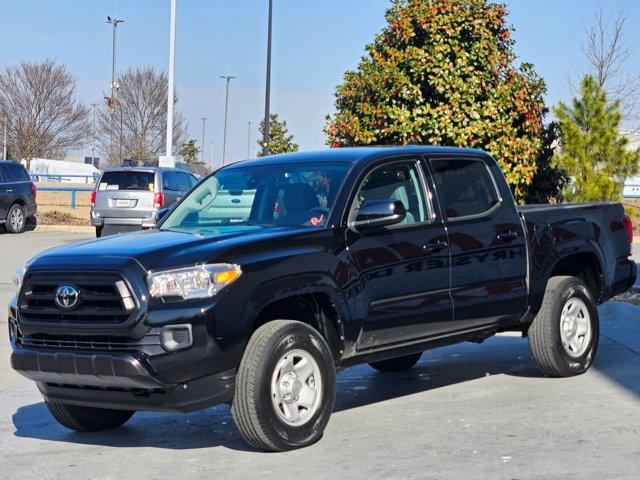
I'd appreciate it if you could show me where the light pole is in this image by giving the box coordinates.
[247,121,252,158]
[164,0,177,166]
[91,103,98,166]
[3,123,7,161]
[107,16,124,164]
[220,75,236,165]
[209,141,214,170]
[262,0,273,157]
[200,117,207,164]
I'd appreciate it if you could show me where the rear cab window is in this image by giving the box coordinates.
[430,158,500,219]
[98,171,155,192]
[1,162,30,182]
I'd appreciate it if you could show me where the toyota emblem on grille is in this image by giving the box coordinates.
[54,284,80,310]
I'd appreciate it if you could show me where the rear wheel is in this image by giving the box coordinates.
[46,401,134,431]
[6,204,25,233]
[231,320,336,451]
[95,226,103,238]
[369,352,422,372]
[528,276,599,377]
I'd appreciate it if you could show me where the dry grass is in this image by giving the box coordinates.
[37,209,89,226]
[36,182,92,208]
[623,199,640,236]
[35,182,92,226]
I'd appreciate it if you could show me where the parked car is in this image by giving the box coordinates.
[0,161,37,233]
[9,147,636,451]
[90,166,198,237]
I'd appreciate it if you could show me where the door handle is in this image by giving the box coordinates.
[497,231,519,242]
[423,240,448,253]
[6,189,12,192]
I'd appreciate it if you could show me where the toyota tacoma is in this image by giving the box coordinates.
[9,147,637,451]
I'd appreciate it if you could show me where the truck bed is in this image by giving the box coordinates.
[518,202,635,308]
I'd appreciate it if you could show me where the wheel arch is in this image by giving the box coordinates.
[529,247,606,317]
[249,285,348,362]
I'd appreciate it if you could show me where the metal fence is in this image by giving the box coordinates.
[30,173,99,184]
[32,173,96,210]
[623,182,640,199]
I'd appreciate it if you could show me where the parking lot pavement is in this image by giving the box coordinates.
[0,231,91,393]
[0,232,639,479]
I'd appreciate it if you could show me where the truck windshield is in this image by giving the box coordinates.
[159,161,350,234]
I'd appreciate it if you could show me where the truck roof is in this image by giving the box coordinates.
[226,146,489,169]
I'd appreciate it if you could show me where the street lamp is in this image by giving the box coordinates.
[91,103,98,166]
[107,16,124,164]
[209,141,214,170]
[220,75,236,165]
[263,0,273,157]
[200,117,207,164]
[163,0,177,166]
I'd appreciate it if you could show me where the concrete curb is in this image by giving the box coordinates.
[35,224,94,234]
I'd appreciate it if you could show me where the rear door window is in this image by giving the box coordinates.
[2,162,30,182]
[163,171,179,191]
[175,172,192,192]
[430,159,500,219]
[98,171,155,191]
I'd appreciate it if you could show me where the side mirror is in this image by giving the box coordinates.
[351,199,406,231]
[155,208,171,224]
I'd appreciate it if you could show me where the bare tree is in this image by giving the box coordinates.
[98,66,187,166]
[578,6,640,129]
[0,59,89,168]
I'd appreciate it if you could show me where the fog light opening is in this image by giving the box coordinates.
[161,324,193,351]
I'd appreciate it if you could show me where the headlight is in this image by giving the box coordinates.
[12,267,26,291]
[147,263,242,300]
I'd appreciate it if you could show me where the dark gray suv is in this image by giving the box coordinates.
[91,166,198,237]
[0,161,37,233]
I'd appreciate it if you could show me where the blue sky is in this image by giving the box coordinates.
[1,0,640,166]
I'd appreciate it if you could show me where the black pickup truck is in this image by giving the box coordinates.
[9,146,636,451]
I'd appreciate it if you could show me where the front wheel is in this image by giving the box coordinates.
[528,276,599,377]
[231,320,336,451]
[46,401,134,431]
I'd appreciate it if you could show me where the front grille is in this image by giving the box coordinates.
[16,331,163,355]
[18,333,134,351]
[18,271,135,325]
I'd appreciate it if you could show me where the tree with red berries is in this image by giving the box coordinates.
[325,0,547,201]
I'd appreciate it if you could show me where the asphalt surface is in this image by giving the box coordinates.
[0,231,639,480]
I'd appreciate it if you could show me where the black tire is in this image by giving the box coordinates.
[528,276,599,377]
[231,320,336,452]
[369,352,422,372]
[6,204,26,233]
[25,214,37,231]
[46,401,134,431]
[95,226,103,238]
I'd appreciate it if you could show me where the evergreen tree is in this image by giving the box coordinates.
[325,0,547,201]
[257,113,299,157]
[179,139,202,165]
[553,75,640,202]
[525,122,568,204]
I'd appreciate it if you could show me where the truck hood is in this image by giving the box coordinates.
[29,226,320,271]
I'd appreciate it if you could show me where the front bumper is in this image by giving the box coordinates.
[11,347,236,412]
